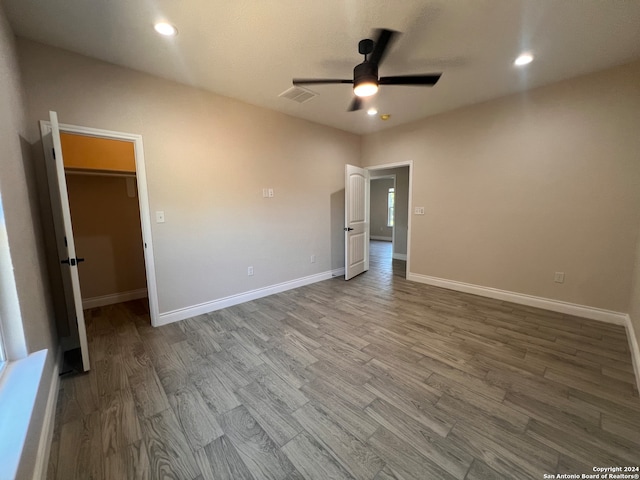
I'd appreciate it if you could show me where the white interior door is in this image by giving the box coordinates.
[345,164,369,280]
[40,111,90,372]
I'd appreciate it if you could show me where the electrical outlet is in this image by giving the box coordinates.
[310,255,316,263]
[262,188,268,198]
[268,188,274,198]
[248,266,254,276]
[554,272,565,283]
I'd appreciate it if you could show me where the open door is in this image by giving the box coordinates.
[40,111,90,372]
[345,164,369,280]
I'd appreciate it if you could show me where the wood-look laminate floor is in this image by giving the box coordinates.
[48,241,640,480]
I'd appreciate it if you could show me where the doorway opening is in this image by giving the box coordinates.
[367,162,412,279]
[54,123,158,326]
[63,134,148,307]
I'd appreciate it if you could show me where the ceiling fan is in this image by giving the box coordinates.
[292,29,442,112]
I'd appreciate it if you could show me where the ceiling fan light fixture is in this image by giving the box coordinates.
[354,81,378,97]
[514,53,533,66]
[353,61,379,97]
[154,22,178,36]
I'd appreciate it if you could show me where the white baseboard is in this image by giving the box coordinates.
[624,315,640,396]
[155,269,344,327]
[370,236,392,241]
[393,253,407,261]
[32,348,61,480]
[82,288,147,309]
[407,272,627,325]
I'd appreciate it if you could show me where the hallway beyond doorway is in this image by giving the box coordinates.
[369,240,406,279]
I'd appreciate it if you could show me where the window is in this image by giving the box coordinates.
[0,322,5,374]
[387,187,395,227]
[0,214,8,374]
[0,319,5,364]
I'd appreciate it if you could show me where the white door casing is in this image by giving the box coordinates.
[40,115,159,328]
[40,111,90,371]
[43,120,160,327]
[345,164,369,280]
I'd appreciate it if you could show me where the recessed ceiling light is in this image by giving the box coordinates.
[367,108,378,116]
[514,53,533,66]
[154,23,178,36]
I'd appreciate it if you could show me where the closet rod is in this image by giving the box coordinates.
[65,169,136,179]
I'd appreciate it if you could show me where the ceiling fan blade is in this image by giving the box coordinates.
[347,97,362,112]
[293,78,353,85]
[368,29,399,66]
[379,74,442,86]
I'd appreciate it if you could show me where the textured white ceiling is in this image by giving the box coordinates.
[5,0,640,134]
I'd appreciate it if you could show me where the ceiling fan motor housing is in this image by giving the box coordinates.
[358,38,374,55]
[354,61,378,87]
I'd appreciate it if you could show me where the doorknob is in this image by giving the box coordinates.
[344,227,354,231]
[61,257,85,266]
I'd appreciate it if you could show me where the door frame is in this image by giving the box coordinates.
[366,160,413,278]
[42,121,160,326]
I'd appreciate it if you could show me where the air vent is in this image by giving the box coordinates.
[279,86,317,104]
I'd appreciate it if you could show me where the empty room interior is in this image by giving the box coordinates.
[1,1,640,479]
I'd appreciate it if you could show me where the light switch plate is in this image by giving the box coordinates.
[414,207,425,215]
[156,211,165,223]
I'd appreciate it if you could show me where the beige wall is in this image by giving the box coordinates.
[18,39,360,315]
[370,178,394,240]
[362,61,640,312]
[0,6,58,479]
[66,174,146,299]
